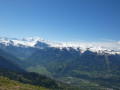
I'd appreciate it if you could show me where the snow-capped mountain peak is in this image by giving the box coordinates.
[0,37,44,47]
[0,37,120,55]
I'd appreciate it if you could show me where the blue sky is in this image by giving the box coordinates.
[0,0,120,42]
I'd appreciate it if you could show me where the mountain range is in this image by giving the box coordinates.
[0,37,120,89]
[0,37,120,55]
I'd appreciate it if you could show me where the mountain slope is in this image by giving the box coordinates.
[0,76,47,90]
[0,69,82,90]
[0,45,37,60]
[0,55,25,72]
[0,49,29,69]
[0,69,59,89]
[27,48,120,75]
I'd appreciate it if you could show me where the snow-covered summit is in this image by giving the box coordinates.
[0,37,44,47]
[48,42,120,55]
[0,37,120,55]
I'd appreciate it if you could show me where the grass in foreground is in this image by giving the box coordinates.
[0,76,47,90]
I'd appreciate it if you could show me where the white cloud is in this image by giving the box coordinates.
[118,41,120,44]
[92,41,120,51]
[49,39,120,51]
